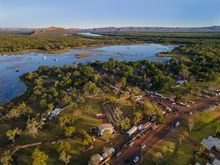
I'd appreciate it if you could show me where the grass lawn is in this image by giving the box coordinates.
[143,140,193,165]
[190,110,220,141]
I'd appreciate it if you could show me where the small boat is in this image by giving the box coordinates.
[16,69,19,72]
[54,58,58,61]
[43,56,47,60]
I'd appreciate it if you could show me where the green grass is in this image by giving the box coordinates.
[143,140,193,165]
[190,109,220,141]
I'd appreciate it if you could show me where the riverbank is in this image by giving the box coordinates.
[156,52,178,57]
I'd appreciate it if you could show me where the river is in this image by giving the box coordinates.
[0,43,175,104]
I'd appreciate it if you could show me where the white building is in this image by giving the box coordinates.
[127,126,137,137]
[48,108,62,117]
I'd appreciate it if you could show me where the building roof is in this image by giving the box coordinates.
[207,136,220,151]
[212,159,220,165]
[98,123,114,131]
[201,139,214,150]
[176,80,187,85]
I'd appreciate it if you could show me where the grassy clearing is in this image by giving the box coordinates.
[143,140,193,165]
[189,108,220,141]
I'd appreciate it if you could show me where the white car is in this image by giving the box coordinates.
[116,151,122,157]
[133,156,140,163]
[141,144,146,149]
[128,141,134,147]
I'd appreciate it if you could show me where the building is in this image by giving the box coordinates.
[212,159,220,165]
[207,136,220,151]
[201,136,220,151]
[127,126,138,137]
[97,123,114,136]
[48,108,62,118]
[176,79,187,85]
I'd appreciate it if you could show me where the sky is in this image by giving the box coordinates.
[0,0,220,28]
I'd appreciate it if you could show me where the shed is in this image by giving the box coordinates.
[98,123,114,136]
[127,126,137,137]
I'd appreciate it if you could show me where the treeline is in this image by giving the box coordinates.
[0,35,136,53]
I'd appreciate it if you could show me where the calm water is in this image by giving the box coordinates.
[78,32,103,37]
[0,44,174,104]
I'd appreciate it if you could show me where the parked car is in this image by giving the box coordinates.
[141,144,146,149]
[133,156,140,163]
[128,141,134,147]
[116,151,122,157]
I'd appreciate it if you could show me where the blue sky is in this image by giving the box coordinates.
[0,0,220,28]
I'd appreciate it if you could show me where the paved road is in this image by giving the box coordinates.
[111,95,220,165]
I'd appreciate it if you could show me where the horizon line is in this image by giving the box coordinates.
[0,25,220,29]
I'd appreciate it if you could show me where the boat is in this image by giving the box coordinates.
[16,69,19,72]
[43,56,47,60]
[54,58,58,61]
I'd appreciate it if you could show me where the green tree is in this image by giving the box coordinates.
[7,102,32,119]
[120,77,127,87]
[215,122,220,135]
[56,141,71,154]
[6,128,22,143]
[89,154,100,165]
[79,129,93,149]
[32,148,48,165]
[64,126,75,138]
[0,150,12,165]
[59,115,76,128]
[59,151,71,165]
[117,117,130,130]
[102,129,112,142]
[26,117,44,138]
[133,112,143,125]
[83,81,97,96]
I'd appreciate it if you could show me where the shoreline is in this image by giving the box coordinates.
[0,41,169,56]
[156,53,177,57]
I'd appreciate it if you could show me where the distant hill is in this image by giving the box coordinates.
[79,26,220,33]
[31,27,76,35]
[0,28,34,35]
[1,26,220,35]
[0,27,76,35]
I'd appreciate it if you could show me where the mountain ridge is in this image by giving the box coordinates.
[0,26,220,34]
